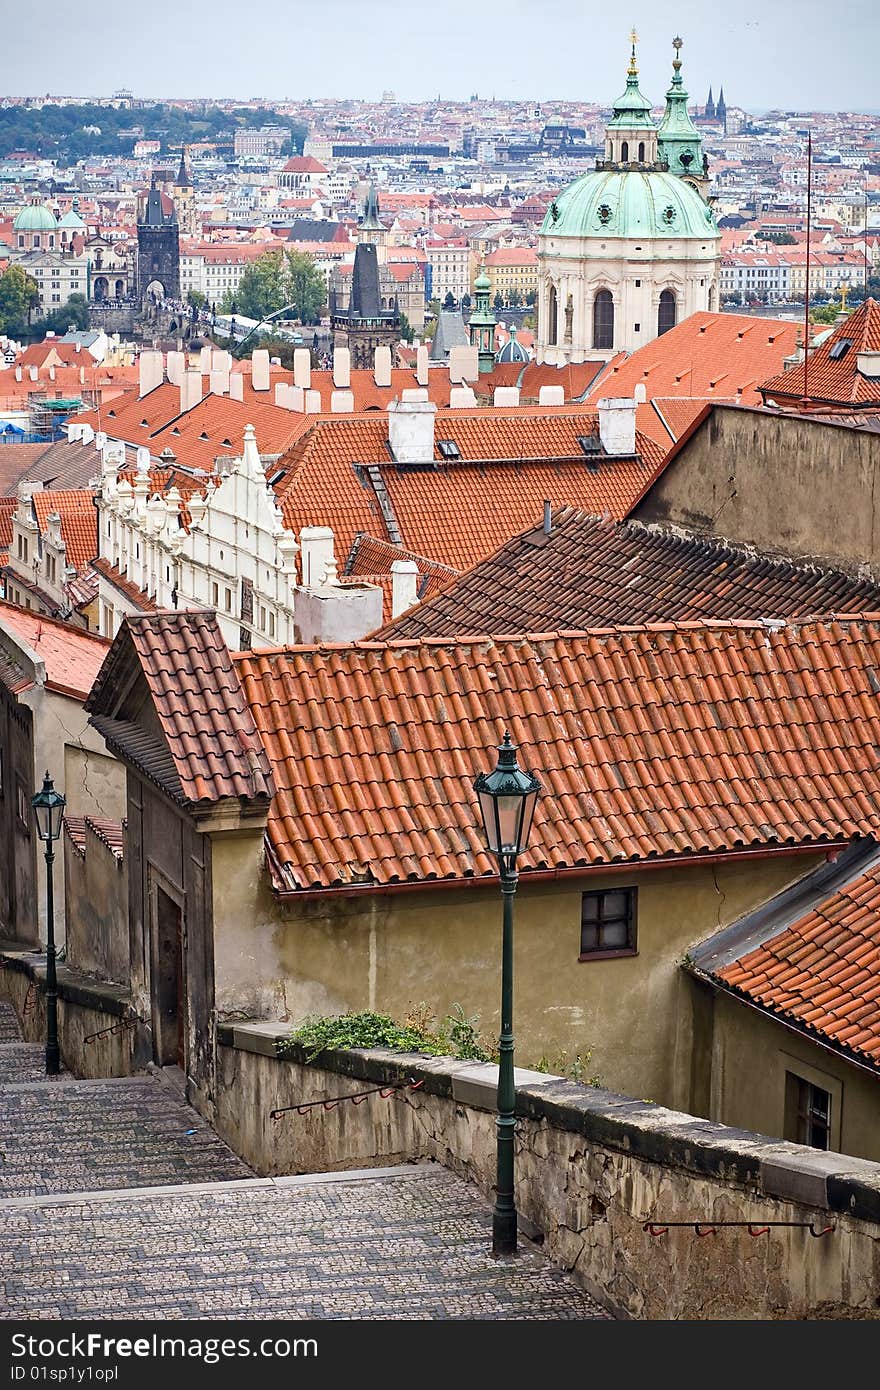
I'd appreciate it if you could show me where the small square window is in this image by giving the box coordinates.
[634,323,640,332]
[786,1073,831,1150]
[634,278,641,287]
[16,779,30,834]
[580,887,637,959]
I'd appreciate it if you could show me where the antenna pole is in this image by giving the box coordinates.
[803,131,812,404]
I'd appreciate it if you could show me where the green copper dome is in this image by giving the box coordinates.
[13,202,58,232]
[541,169,718,240]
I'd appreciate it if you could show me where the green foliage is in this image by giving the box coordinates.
[534,1047,602,1087]
[227,248,325,323]
[755,230,797,245]
[525,289,537,306]
[810,303,840,324]
[398,310,414,344]
[493,292,504,309]
[443,291,456,308]
[31,293,89,337]
[280,1004,491,1064]
[187,290,207,311]
[506,288,522,307]
[0,263,39,334]
[0,102,306,160]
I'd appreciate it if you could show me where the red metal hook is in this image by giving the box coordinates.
[694,1224,717,1237]
[643,1222,668,1237]
[748,1225,770,1237]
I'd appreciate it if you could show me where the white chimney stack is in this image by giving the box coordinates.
[199,345,212,374]
[374,344,392,387]
[210,369,229,396]
[391,559,419,618]
[331,390,354,413]
[538,384,565,406]
[293,348,311,389]
[252,349,270,391]
[138,349,164,398]
[304,389,321,414]
[416,344,429,386]
[166,350,185,386]
[80,423,95,446]
[493,386,520,407]
[229,372,244,401]
[299,525,336,586]
[449,385,477,408]
[633,383,647,404]
[597,397,637,456]
[28,366,38,382]
[333,347,351,388]
[387,397,437,464]
[180,368,203,414]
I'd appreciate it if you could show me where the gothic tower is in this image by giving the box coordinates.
[173,147,198,239]
[333,238,400,369]
[137,181,180,301]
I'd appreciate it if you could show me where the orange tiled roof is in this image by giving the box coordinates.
[32,489,96,571]
[760,299,880,408]
[275,410,667,572]
[0,600,110,699]
[587,312,803,408]
[92,557,158,612]
[707,846,880,1067]
[234,615,880,893]
[86,611,274,807]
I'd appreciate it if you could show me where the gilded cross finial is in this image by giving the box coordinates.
[671,34,683,72]
[839,281,850,311]
[672,35,683,53]
[628,28,639,76]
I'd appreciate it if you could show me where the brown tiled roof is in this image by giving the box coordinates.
[276,410,666,572]
[7,440,100,496]
[0,498,14,552]
[0,444,51,496]
[64,814,124,861]
[86,611,273,808]
[378,508,880,641]
[343,534,459,622]
[32,489,97,570]
[92,557,158,612]
[0,600,110,699]
[706,845,880,1068]
[234,616,880,893]
[760,299,880,407]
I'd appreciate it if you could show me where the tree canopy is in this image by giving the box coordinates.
[0,102,306,160]
[0,263,39,335]
[220,249,325,323]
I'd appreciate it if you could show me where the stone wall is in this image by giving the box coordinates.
[215,1021,880,1320]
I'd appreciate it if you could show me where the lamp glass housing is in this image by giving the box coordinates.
[32,773,66,843]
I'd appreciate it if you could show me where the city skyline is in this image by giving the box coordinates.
[2,0,876,111]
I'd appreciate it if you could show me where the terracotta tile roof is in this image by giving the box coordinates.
[379,508,880,641]
[85,816,125,861]
[7,439,102,495]
[92,557,158,612]
[477,361,605,404]
[760,299,880,408]
[0,498,14,552]
[86,611,274,808]
[650,397,723,443]
[705,844,880,1068]
[64,816,87,857]
[0,444,51,496]
[343,533,459,622]
[32,489,97,571]
[275,410,667,573]
[234,615,880,893]
[587,312,803,408]
[0,601,110,699]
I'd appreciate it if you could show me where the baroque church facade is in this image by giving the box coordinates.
[537,36,721,363]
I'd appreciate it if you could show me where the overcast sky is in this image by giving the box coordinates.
[2,0,877,110]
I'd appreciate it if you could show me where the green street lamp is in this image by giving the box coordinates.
[32,772,66,1076]
[473,732,541,1256]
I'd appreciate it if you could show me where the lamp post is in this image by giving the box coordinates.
[473,732,541,1256]
[32,772,66,1075]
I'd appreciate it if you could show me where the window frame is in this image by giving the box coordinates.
[579,886,638,961]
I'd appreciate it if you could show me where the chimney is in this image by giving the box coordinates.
[333,347,351,388]
[80,423,95,445]
[374,344,392,387]
[210,368,230,396]
[14,366,22,382]
[416,344,429,386]
[390,558,419,617]
[331,390,354,413]
[138,348,164,398]
[633,383,647,404]
[304,389,321,414]
[293,348,311,389]
[199,345,212,374]
[449,385,477,408]
[857,351,880,379]
[299,525,336,586]
[95,430,107,451]
[49,365,56,382]
[166,350,185,386]
[493,386,520,407]
[597,397,637,456]
[180,368,203,414]
[229,372,244,401]
[252,349,270,390]
[387,397,437,463]
[28,366,38,382]
[538,384,565,406]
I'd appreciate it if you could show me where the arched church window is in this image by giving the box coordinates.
[638,142,645,162]
[658,289,677,336]
[593,290,614,351]
[548,285,558,344]
[621,141,629,163]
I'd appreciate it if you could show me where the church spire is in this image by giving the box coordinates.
[657,36,706,191]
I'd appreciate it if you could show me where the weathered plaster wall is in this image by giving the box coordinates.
[695,982,880,1163]
[210,840,820,1110]
[215,1028,880,1320]
[64,825,129,984]
[632,406,880,578]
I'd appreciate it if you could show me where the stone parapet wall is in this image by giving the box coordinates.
[216,1021,880,1320]
[0,951,140,1079]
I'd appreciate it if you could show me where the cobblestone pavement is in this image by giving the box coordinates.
[0,1168,611,1319]
[0,998,611,1320]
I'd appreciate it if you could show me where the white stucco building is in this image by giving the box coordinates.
[537,37,721,363]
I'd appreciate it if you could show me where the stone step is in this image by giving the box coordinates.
[0,1042,58,1085]
[0,1001,23,1043]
